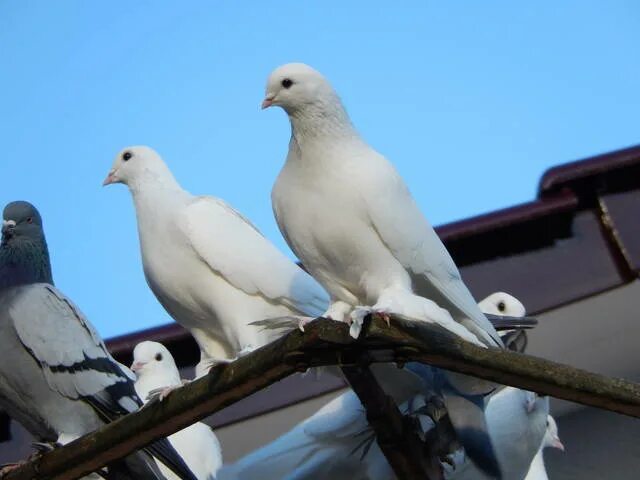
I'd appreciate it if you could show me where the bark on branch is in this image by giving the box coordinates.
[3,314,640,480]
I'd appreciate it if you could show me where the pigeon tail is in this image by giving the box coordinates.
[147,437,199,480]
[442,388,502,480]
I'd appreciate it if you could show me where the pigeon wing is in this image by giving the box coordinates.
[180,196,328,318]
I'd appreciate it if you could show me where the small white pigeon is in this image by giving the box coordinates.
[104,146,329,375]
[219,293,542,480]
[523,415,564,480]
[263,62,505,476]
[264,63,502,349]
[132,341,222,480]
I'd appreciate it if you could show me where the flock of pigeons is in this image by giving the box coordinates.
[0,63,564,480]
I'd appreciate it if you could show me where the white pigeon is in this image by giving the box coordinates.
[264,62,502,350]
[219,292,542,480]
[132,341,223,480]
[263,62,505,476]
[478,292,526,317]
[0,201,196,480]
[217,390,371,480]
[449,388,550,480]
[103,146,329,375]
[523,415,564,480]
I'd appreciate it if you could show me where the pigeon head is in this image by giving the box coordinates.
[478,292,526,317]
[2,201,44,245]
[103,146,169,188]
[0,201,53,289]
[543,415,564,452]
[131,341,178,380]
[262,63,348,118]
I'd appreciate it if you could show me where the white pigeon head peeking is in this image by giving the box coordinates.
[262,63,345,117]
[478,291,526,317]
[131,341,181,390]
[543,415,564,452]
[103,145,172,188]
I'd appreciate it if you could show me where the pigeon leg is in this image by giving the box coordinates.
[195,355,237,378]
[322,300,353,323]
[349,305,393,338]
[297,317,316,332]
[147,384,186,402]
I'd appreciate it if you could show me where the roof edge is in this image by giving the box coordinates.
[538,144,640,198]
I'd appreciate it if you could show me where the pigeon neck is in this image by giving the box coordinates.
[128,168,183,198]
[288,97,357,146]
[136,369,181,402]
[0,236,53,291]
[524,450,547,480]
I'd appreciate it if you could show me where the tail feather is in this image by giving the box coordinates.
[146,437,198,480]
[442,389,502,479]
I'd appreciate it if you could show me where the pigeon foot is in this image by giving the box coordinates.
[146,379,191,403]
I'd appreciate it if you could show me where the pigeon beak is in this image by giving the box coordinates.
[130,361,146,373]
[1,219,16,236]
[261,95,275,109]
[552,436,565,452]
[102,170,118,186]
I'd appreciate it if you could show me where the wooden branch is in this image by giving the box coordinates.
[4,315,640,480]
[342,363,443,480]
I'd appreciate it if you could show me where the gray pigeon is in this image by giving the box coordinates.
[0,201,197,480]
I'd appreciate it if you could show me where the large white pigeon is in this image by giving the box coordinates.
[132,341,223,480]
[264,63,502,349]
[0,201,197,480]
[263,62,506,476]
[103,146,329,375]
[220,293,547,480]
[523,415,564,480]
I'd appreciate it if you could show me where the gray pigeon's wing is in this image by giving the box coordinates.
[11,284,139,417]
[361,157,502,347]
[10,284,197,480]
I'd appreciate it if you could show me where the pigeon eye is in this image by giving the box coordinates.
[546,419,550,427]
[281,78,293,89]
[497,301,506,312]
[122,151,133,162]
[155,353,163,361]
[26,217,33,224]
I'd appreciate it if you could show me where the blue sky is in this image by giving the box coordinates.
[1,1,639,338]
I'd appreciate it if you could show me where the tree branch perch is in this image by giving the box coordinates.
[3,314,640,480]
[342,363,444,480]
